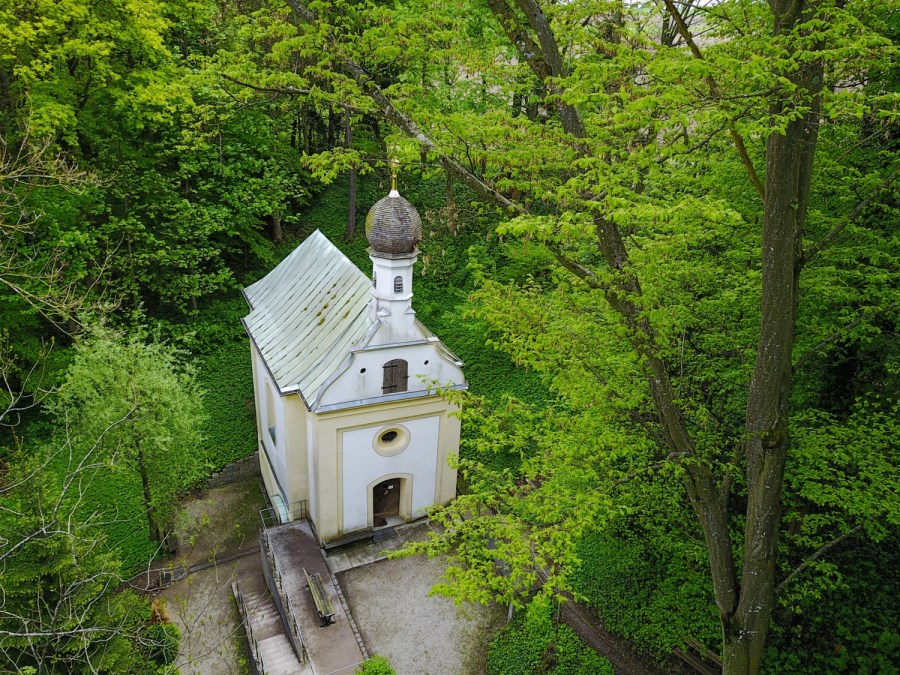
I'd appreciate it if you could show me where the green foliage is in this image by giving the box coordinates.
[51,326,205,560]
[356,655,396,675]
[196,338,258,470]
[571,529,719,656]
[0,445,178,673]
[764,532,900,673]
[487,601,614,675]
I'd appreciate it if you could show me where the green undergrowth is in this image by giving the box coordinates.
[569,528,718,658]
[195,335,257,470]
[42,447,157,572]
[487,601,614,675]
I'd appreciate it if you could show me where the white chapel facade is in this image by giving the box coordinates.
[242,188,465,545]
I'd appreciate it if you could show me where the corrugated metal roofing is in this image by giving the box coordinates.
[242,230,373,403]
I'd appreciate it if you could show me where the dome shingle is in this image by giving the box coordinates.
[365,190,422,257]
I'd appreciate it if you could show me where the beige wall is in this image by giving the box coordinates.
[251,342,310,519]
[310,395,460,542]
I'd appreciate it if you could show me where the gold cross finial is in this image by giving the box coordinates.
[390,158,400,192]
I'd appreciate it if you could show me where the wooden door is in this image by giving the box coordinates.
[373,478,401,527]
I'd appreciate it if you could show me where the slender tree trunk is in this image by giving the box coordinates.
[271,210,283,244]
[327,105,336,148]
[136,441,159,543]
[344,108,356,241]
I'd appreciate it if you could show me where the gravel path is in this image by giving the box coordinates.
[156,476,265,674]
[339,555,503,675]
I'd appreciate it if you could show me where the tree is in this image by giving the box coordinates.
[0,429,179,672]
[280,0,898,671]
[52,327,205,544]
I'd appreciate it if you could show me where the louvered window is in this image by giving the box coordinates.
[394,275,403,293]
[382,359,408,394]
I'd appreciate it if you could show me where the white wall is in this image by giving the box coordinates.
[317,342,464,408]
[340,415,440,532]
[254,347,288,502]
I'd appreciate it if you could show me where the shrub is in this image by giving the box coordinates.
[356,655,396,674]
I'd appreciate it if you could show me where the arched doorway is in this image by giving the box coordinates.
[372,477,401,527]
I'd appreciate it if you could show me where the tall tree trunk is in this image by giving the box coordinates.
[344,108,356,241]
[723,3,824,670]
[327,105,336,148]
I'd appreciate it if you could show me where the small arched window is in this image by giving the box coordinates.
[382,359,408,394]
[393,275,403,293]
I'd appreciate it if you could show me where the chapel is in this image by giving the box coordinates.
[242,185,466,546]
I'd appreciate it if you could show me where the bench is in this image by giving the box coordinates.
[322,527,374,552]
[303,567,335,626]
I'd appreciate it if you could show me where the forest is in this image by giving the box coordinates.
[0,0,897,673]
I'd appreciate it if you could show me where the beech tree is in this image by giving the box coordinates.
[277,0,899,671]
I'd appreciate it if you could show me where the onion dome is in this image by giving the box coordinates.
[365,189,422,258]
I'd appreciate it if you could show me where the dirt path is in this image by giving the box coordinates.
[559,599,693,675]
[155,476,266,675]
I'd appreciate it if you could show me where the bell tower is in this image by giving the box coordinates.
[365,167,422,343]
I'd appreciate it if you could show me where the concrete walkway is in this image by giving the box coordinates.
[324,519,437,575]
[266,521,366,674]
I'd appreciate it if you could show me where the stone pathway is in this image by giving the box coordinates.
[266,520,366,674]
[338,555,502,675]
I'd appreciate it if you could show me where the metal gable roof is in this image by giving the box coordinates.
[242,230,373,403]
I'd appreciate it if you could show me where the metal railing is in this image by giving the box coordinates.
[232,581,264,675]
[259,499,308,529]
[259,527,308,663]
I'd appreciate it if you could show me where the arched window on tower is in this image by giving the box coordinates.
[382,359,408,394]
[393,275,403,293]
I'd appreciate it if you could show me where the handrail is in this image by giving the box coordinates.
[233,582,264,675]
[259,499,308,529]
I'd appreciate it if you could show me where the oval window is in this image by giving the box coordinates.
[372,425,410,456]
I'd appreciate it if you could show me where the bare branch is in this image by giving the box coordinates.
[776,525,862,596]
[219,73,310,97]
[801,169,899,267]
